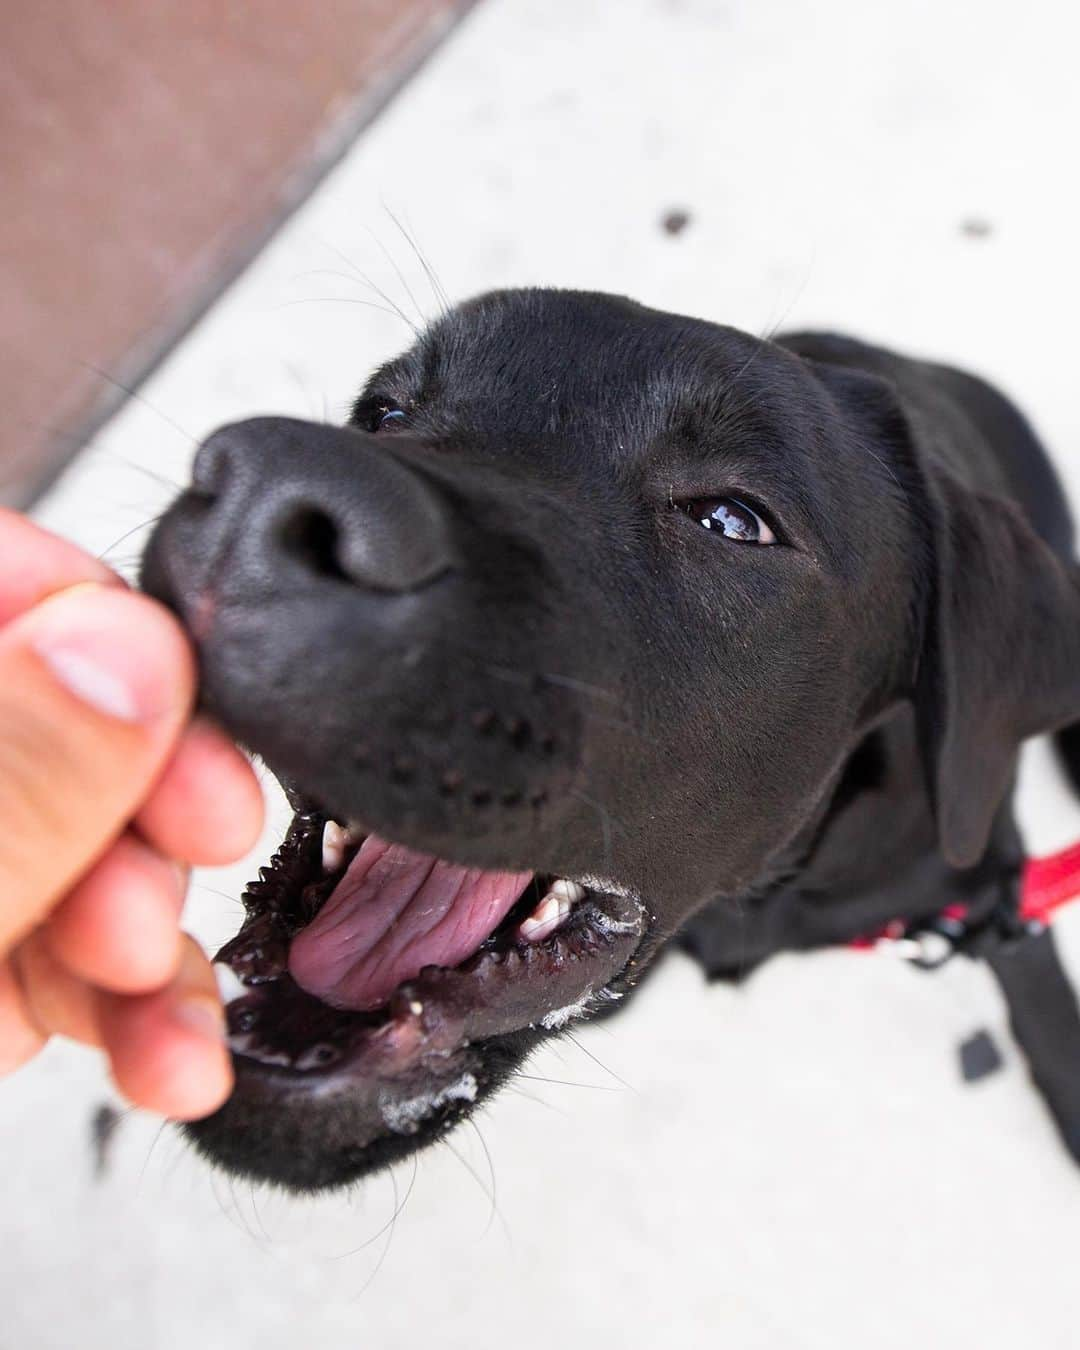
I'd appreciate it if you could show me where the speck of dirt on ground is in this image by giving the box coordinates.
[661,208,692,236]
[91,1101,123,1179]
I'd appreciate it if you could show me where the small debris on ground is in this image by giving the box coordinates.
[958,1029,1004,1082]
[90,1102,123,1180]
[661,208,692,236]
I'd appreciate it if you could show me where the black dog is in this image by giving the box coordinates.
[142,289,1080,1190]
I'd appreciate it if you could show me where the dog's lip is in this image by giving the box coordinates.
[209,802,647,1109]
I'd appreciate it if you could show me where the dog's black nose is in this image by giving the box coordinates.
[192,417,456,594]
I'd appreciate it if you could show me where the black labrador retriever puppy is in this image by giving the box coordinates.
[142,289,1080,1191]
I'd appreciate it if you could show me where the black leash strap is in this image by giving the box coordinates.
[985,924,1080,1163]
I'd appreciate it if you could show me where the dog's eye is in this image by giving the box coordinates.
[679,496,777,545]
[376,407,407,431]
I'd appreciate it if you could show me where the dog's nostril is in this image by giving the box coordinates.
[279,506,351,583]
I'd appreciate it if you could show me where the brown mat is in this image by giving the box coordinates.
[1,0,475,507]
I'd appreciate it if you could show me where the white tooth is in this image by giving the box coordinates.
[213,963,247,1004]
[519,891,573,943]
[345,820,366,843]
[322,820,347,873]
[549,878,587,904]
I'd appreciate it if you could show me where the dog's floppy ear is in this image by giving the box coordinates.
[812,356,1080,869]
[912,468,1080,868]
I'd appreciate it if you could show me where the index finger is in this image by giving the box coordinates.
[0,509,118,627]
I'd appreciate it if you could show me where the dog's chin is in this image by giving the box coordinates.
[186,793,647,1192]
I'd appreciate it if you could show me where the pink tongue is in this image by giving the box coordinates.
[288,834,533,1011]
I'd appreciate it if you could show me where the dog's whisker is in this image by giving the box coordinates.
[856,438,907,496]
[273,296,417,328]
[503,1081,571,1116]
[514,1072,622,1092]
[311,233,423,334]
[14,421,185,497]
[455,650,661,744]
[98,451,184,493]
[563,1029,638,1095]
[754,253,815,348]
[333,1156,418,1261]
[188,882,245,907]
[567,787,626,874]
[436,643,661,748]
[205,1170,259,1245]
[97,512,167,563]
[246,1181,272,1244]
[279,357,329,424]
[359,223,429,327]
[717,274,812,416]
[530,671,668,747]
[535,670,626,707]
[382,204,451,317]
[718,335,770,411]
[290,266,387,290]
[350,1164,411,1300]
[229,1173,269,1247]
[78,360,197,446]
[442,1123,511,1248]
[136,1118,172,1193]
[466,1116,504,1243]
[338,264,421,333]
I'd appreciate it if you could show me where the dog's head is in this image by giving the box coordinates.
[142,289,1080,1190]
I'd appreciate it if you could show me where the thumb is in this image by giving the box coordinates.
[0,582,196,952]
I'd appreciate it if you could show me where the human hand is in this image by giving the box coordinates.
[0,509,263,1118]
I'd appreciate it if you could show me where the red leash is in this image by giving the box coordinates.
[1020,840,1080,923]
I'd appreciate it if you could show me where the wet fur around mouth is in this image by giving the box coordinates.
[144,288,1080,1189]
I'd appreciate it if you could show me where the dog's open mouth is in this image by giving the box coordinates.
[210,797,646,1113]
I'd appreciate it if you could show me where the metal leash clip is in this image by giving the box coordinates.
[875,913,966,969]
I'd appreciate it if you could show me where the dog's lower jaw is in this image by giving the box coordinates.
[185,803,648,1192]
[184,1030,538,1193]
